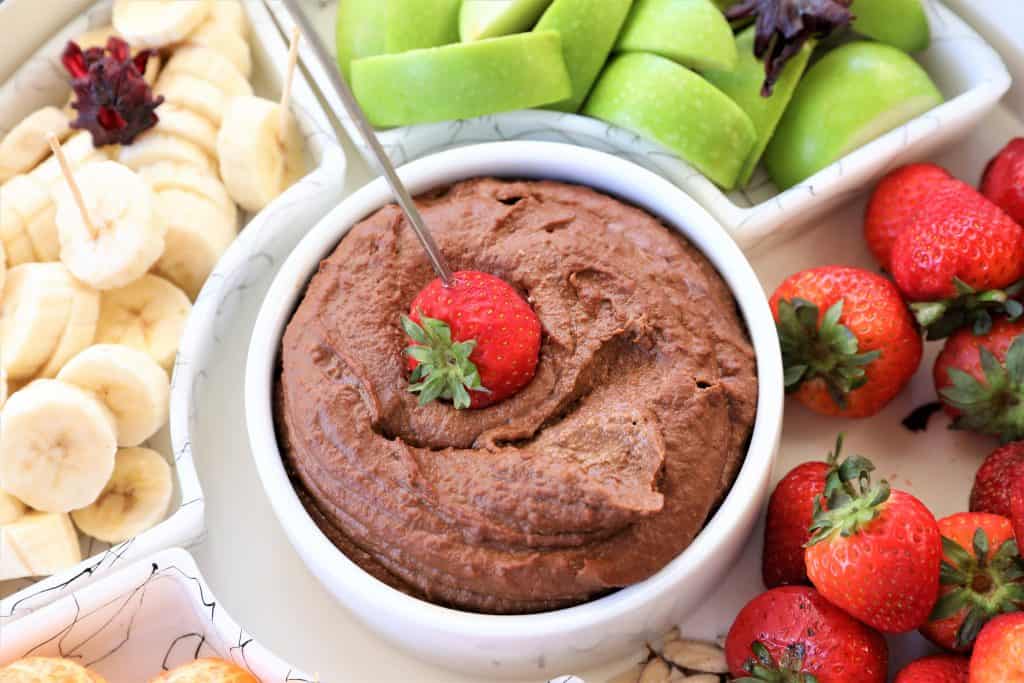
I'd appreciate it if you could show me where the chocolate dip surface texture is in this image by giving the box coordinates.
[276,178,758,614]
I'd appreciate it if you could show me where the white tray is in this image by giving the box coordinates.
[0,0,347,622]
[294,0,1008,250]
[0,548,311,682]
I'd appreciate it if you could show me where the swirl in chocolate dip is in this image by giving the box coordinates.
[276,178,757,614]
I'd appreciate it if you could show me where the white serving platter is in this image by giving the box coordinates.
[295,0,1008,250]
[0,0,347,622]
[0,548,311,682]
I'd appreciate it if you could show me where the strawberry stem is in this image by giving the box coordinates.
[913,278,1024,340]
[403,313,488,410]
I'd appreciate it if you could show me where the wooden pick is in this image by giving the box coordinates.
[279,25,301,134]
[46,132,96,239]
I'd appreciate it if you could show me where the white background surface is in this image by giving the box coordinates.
[2,1,1024,681]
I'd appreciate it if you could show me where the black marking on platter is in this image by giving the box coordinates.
[903,401,944,432]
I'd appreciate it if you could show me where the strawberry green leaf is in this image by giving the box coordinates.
[776,298,881,409]
[912,279,1024,340]
[941,333,1024,442]
[403,313,488,410]
[807,437,890,546]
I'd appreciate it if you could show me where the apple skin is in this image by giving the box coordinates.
[704,27,814,186]
[351,31,572,128]
[336,0,461,81]
[615,0,738,72]
[852,0,930,53]
[583,53,757,189]
[763,41,943,190]
[536,0,634,113]
[460,0,554,42]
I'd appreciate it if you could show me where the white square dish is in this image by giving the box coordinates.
[296,0,1009,249]
[0,548,310,682]
[0,0,347,622]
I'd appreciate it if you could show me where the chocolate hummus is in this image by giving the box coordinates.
[276,178,757,614]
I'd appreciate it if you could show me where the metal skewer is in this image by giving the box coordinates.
[281,0,453,285]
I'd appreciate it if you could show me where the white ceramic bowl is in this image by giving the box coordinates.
[245,141,784,679]
[0,548,309,682]
[294,0,1009,250]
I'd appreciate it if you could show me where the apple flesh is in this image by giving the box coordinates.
[763,41,943,190]
[460,0,554,42]
[583,52,757,189]
[615,0,738,72]
[704,27,814,186]
[336,0,461,80]
[852,0,930,53]
[351,31,572,127]
[535,0,633,113]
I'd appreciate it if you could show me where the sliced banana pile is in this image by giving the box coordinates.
[0,0,310,582]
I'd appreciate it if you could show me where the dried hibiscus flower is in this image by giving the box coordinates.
[62,37,163,146]
[724,0,854,96]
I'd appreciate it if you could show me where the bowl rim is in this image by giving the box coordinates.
[244,140,784,638]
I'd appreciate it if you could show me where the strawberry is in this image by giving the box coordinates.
[981,138,1024,225]
[770,266,922,418]
[920,512,1024,651]
[865,163,953,271]
[403,270,541,409]
[889,179,1024,339]
[1011,471,1024,549]
[762,437,851,588]
[971,443,1024,517]
[934,317,1024,441]
[895,655,969,683]
[804,443,942,633]
[725,586,888,683]
[969,612,1024,682]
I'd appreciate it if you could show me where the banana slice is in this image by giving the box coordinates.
[153,189,238,299]
[0,174,47,265]
[217,96,305,213]
[0,239,6,293]
[151,103,218,157]
[1,263,75,380]
[95,274,191,371]
[112,0,212,49]
[118,130,215,175]
[37,277,101,378]
[164,45,252,99]
[0,107,72,183]
[54,160,167,290]
[0,512,82,580]
[58,344,169,447]
[0,379,117,512]
[209,0,248,38]
[0,489,26,525]
[71,447,172,543]
[155,72,228,126]
[186,19,252,78]
[33,131,111,188]
[138,162,236,224]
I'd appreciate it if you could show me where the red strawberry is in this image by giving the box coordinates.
[804,444,942,633]
[934,317,1024,441]
[403,270,541,409]
[865,163,953,270]
[770,266,922,418]
[889,180,1024,338]
[920,513,1024,651]
[981,138,1024,225]
[1011,471,1024,549]
[895,655,969,683]
[972,443,1024,517]
[724,586,888,683]
[969,612,1024,682]
[762,437,853,588]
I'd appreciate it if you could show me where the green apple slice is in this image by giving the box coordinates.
[852,0,930,53]
[351,31,572,127]
[336,0,461,81]
[535,0,633,113]
[583,53,757,189]
[615,0,738,72]
[763,41,943,190]
[704,27,814,187]
[460,0,554,42]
